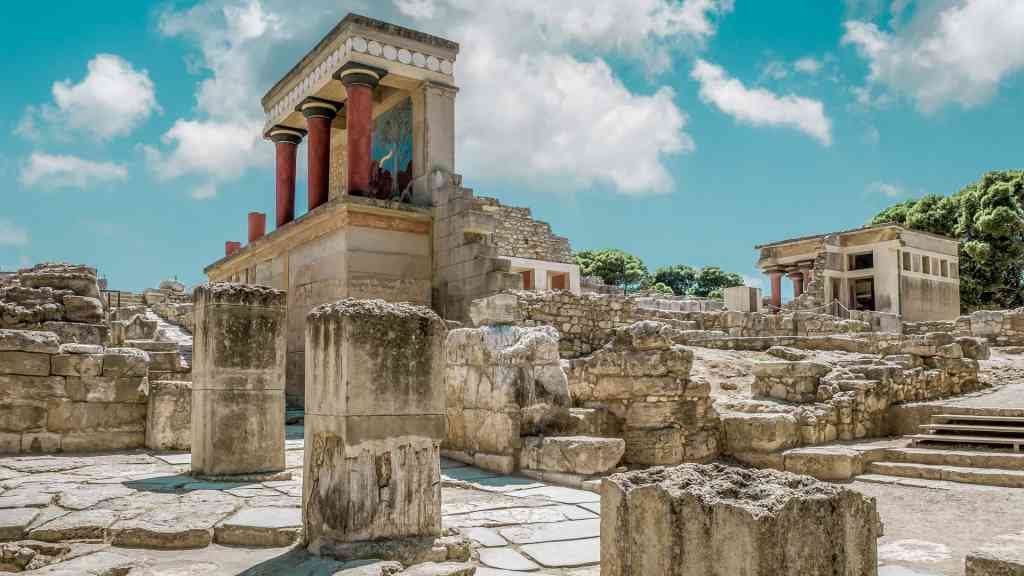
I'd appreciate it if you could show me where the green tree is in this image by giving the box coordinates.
[692,266,744,298]
[653,265,697,296]
[649,282,675,295]
[871,170,1024,311]
[575,249,649,292]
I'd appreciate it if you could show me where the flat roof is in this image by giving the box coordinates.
[754,223,958,250]
[261,13,459,109]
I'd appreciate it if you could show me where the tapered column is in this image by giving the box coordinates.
[248,212,266,243]
[768,271,782,312]
[336,64,386,196]
[788,271,804,298]
[268,127,305,228]
[300,99,340,212]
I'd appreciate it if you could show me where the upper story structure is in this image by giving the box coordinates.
[203,14,579,406]
[756,224,960,322]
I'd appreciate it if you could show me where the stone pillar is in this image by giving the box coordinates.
[789,271,804,298]
[337,64,386,196]
[801,267,813,294]
[602,464,881,576]
[303,299,445,551]
[247,212,266,243]
[269,126,304,229]
[301,99,340,212]
[768,271,782,311]
[410,81,457,204]
[191,283,286,476]
[225,241,241,257]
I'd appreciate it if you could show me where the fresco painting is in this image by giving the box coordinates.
[369,96,413,201]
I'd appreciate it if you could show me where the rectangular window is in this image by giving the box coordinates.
[849,252,874,270]
[922,256,931,275]
[951,262,959,279]
[902,252,912,271]
[521,269,534,290]
[912,254,921,272]
[941,260,949,277]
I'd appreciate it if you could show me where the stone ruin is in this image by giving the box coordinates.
[602,464,882,576]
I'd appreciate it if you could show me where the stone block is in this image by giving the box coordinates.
[721,412,800,454]
[102,348,150,378]
[0,374,67,405]
[65,376,147,403]
[51,353,103,377]
[601,464,881,576]
[782,446,863,481]
[0,405,47,432]
[146,380,192,452]
[21,432,61,453]
[41,321,108,346]
[45,400,146,433]
[519,436,625,475]
[622,427,686,466]
[0,329,60,354]
[60,431,144,452]
[191,283,286,476]
[147,351,187,372]
[304,299,446,549]
[966,531,1024,576]
[0,351,51,376]
[62,295,104,323]
[468,293,524,326]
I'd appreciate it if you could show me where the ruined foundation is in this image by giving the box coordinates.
[601,464,881,576]
[303,299,446,552]
[191,283,286,476]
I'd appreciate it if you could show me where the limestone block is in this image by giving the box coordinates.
[45,400,146,433]
[41,321,108,346]
[51,353,103,377]
[0,351,51,376]
[60,431,144,452]
[766,346,809,361]
[0,405,47,432]
[622,427,686,466]
[609,320,675,351]
[147,351,187,372]
[602,464,881,576]
[519,436,625,475]
[192,282,286,476]
[62,295,103,323]
[468,293,525,326]
[0,329,60,354]
[783,446,863,481]
[304,299,446,549]
[721,412,800,454]
[21,432,61,453]
[0,374,67,405]
[146,380,192,451]
[65,376,146,403]
[957,337,991,361]
[965,531,1024,576]
[124,315,159,341]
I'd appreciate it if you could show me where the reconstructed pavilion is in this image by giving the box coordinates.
[203,14,580,406]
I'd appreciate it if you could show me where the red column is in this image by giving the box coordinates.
[301,100,339,211]
[248,212,266,243]
[268,127,304,228]
[337,65,385,197]
[225,241,241,257]
[769,271,782,312]
[789,272,804,297]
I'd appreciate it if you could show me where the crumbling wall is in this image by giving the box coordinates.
[443,324,570,473]
[906,308,1024,346]
[566,321,719,465]
[0,263,108,345]
[474,196,574,264]
[152,302,194,334]
[0,329,150,453]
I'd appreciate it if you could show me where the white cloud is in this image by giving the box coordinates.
[761,60,789,80]
[691,59,833,146]
[19,153,128,190]
[868,180,905,198]
[842,0,1024,112]
[16,54,159,141]
[0,221,29,247]
[395,0,436,19]
[191,182,218,200]
[793,57,822,75]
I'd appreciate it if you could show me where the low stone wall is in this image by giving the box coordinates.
[904,308,1024,346]
[0,329,150,454]
[444,324,570,473]
[151,302,194,334]
[566,321,719,465]
[1,263,108,346]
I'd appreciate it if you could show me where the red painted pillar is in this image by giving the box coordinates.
[301,99,339,211]
[337,64,385,196]
[769,271,782,312]
[248,212,266,243]
[789,271,804,297]
[225,241,241,257]
[268,127,304,228]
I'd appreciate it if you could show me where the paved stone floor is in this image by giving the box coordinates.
[1,423,1020,575]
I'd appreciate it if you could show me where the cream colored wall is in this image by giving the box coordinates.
[507,256,581,294]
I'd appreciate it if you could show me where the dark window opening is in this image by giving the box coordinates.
[849,252,874,270]
[850,278,875,312]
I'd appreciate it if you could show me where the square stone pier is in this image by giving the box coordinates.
[602,463,881,576]
[191,283,287,477]
[303,298,446,552]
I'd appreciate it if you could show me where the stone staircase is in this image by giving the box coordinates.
[862,412,1024,488]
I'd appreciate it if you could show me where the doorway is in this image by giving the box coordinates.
[850,278,875,311]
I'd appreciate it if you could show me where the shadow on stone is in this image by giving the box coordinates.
[235,547,378,576]
[123,474,258,494]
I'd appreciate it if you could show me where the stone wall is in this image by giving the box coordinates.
[443,324,570,474]
[0,263,108,346]
[0,329,150,454]
[904,308,1024,346]
[152,302,195,334]
[473,196,574,264]
[566,322,719,466]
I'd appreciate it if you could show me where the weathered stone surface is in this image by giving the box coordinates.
[65,376,147,403]
[721,412,800,454]
[102,348,150,378]
[41,322,108,346]
[520,538,600,568]
[192,282,286,476]
[316,533,471,566]
[478,547,539,571]
[601,464,881,576]
[766,346,809,361]
[333,560,406,575]
[109,499,237,549]
[0,329,60,354]
[0,351,51,376]
[28,509,118,541]
[59,343,104,355]
[965,531,1024,576]
[305,299,446,549]
[146,380,192,452]
[62,295,103,323]
[400,562,476,576]
[519,436,624,476]
[214,506,301,547]
[783,446,864,481]
[50,353,103,377]
[0,507,39,540]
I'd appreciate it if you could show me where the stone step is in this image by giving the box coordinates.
[923,423,1024,435]
[865,461,1024,488]
[908,433,1023,451]
[881,447,1024,471]
[932,413,1024,424]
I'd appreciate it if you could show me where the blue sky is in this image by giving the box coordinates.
[2,0,1022,294]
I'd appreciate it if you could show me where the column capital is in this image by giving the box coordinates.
[266,125,306,144]
[299,97,342,120]
[334,62,388,89]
